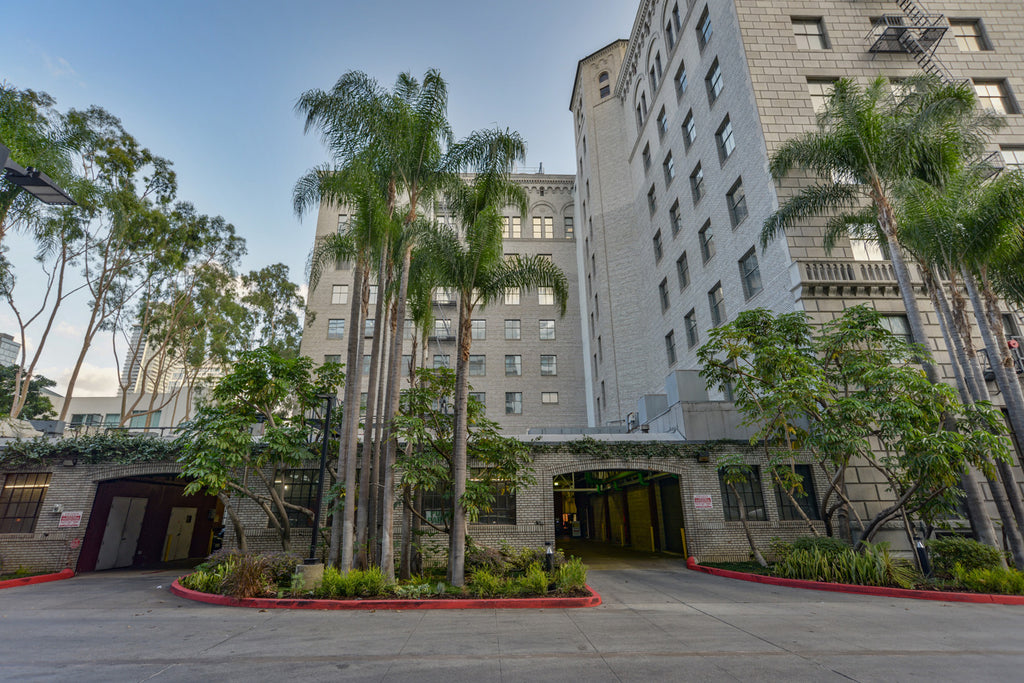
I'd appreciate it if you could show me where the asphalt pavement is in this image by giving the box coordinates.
[1,552,1023,682]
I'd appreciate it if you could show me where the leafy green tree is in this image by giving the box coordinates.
[422,130,569,585]
[238,264,305,359]
[699,307,1014,561]
[176,348,343,552]
[0,366,55,419]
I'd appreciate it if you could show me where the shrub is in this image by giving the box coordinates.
[952,564,1024,595]
[929,536,1004,577]
[180,564,230,594]
[465,541,505,575]
[221,554,274,599]
[556,557,587,592]
[773,542,914,589]
[468,569,505,598]
[500,544,565,574]
[392,583,436,599]
[791,536,850,557]
[518,562,550,596]
[313,567,393,598]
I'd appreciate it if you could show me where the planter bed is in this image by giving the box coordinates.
[170,577,601,610]
[0,568,75,590]
[687,557,1024,605]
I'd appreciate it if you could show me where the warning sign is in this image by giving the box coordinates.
[58,511,83,528]
[693,494,713,510]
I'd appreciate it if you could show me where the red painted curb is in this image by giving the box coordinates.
[169,578,602,610]
[0,568,75,590]
[686,557,1024,605]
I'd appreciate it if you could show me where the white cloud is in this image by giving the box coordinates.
[42,53,77,79]
[55,320,82,338]
[43,362,120,398]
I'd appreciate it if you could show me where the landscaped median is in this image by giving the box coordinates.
[170,577,600,610]
[686,557,1024,605]
[0,568,75,590]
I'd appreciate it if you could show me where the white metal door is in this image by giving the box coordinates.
[96,496,148,570]
[163,507,197,561]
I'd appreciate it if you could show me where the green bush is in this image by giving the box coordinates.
[774,542,914,589]
[792,536,850,556]
[465,541,505,575]
[392,583,436,599]
[500,544,565,574]
[952,564,1024,595]
[556,557,587,592]
[179,562,231,594]
[518,562,550,596]
[221,554,274,599]
[313,567,394,598]
[929,536,1004,577]
[468,569,505,598]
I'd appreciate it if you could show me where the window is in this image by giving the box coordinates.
[532,216,554,239]
[541,391,559,404]
[599,71,609,84]
[70,413,101,427]
[708,282,726,326]
[401,354,412,377]
[362,354,372,375]
[502,216,521,239]
[469,354,486,376]
[705,60,723,105]
[432,318,452,339]
[540,355,557,376]
[505,319,521,340]
[538,287,555,305]
[404,319,414,339]
[699,220,715,262]
[663,152,676,185]
[103,413,119,426]
[675,61,688,97]
[504,287,520,305]
[690,163,704,204]
[597,336,603,363]
[0,473,51,533]
[471,319,486,340]
[327,318,345,339]
[727,178,748,226]
[716,116,735,162]
[271,470,317,528]
[697,6,712,50]
[719,466,766,521]
[880,315,912,344]
[642,143,651,171]
[791,18,828,50]
[685,309,699,348]
[564,216,574,239]
[368,284,378,306]
[364,318,375,338]
[669,200,682,236]
[665,330,677,365]
[474,473,516,525]
[539,319,555,340]
[127,409,160,430]
[324,354,341,364]
[739,248,763,299]
[683,110,696,148]
[676,252,690,291]
[337,213,350,232]
[776,464,820,520]
[433,354,450,369]
[848,224,887,261]
[648,185,657,214]
[653,230,664,262]
[1001,147,1024,170]
[974,80,1017,114]
[434,287,455,305]
[505,392,523,414]
[659,278,670,311]
[505,355,522,376]
[951,20,989,51]
[657,107,668,137]
[600,84,611,98]
[807,78,836,114]
[599,71,611,98]
[469,392,486,409]
[502,216,511,239]
[331,284,349,305]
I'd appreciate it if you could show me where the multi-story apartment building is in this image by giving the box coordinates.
[299,174,588,432]
[0,333,20,367]
[571,0,1024,431]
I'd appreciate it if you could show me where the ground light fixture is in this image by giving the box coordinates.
[0,143,77,206]
[307,393,336,564]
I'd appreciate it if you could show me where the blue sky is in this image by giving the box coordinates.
[2,0,638,395]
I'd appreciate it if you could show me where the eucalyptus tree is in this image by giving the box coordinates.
[421,128,569,585]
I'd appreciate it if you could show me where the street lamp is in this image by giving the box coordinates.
[307,392,337,564]
[0,143,77,206]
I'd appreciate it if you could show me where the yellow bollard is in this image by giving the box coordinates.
[650,526,655,552]
[680,528,688,558]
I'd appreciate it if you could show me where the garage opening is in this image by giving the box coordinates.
[77,474,222,572]
[553,470,686,557]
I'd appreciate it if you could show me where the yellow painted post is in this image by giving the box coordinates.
[620,525,625,546]
[680,528,688,558]
[650,526,655,552]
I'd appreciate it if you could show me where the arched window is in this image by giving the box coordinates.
[598,71,610,98]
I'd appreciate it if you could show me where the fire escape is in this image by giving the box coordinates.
[865,0,963,86]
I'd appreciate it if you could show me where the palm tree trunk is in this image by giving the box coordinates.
[927,270,1002,549]
[964,271,1024,530]
[370,316,390,564]
[355,268,388,568]
[447,301,473,586]
[336,259,369,571]
[379,243,415,579]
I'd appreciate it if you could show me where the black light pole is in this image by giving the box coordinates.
[1,143,77,205]
[306,393,336,564]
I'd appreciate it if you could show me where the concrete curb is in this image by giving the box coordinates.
[170,578,602,610]
[686,557,1024,605]
[0,568,75,590]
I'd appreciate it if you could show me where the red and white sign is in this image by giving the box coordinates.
[58,511,83,528]
[693,494,713,510]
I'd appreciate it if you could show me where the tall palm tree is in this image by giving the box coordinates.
[421,128,569,585]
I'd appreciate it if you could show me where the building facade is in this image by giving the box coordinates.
[299,174,588,432]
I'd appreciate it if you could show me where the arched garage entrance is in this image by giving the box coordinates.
[553,469,685,555]
[76,474,221,572]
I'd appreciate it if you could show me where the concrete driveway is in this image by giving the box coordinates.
[1,560,1023,682]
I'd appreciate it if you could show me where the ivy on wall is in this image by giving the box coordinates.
[0,434,184,469]
[530,436,750,461]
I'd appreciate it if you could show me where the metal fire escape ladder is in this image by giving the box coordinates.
[865,0,966,88]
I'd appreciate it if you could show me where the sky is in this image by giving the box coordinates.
[1,0,639,398]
